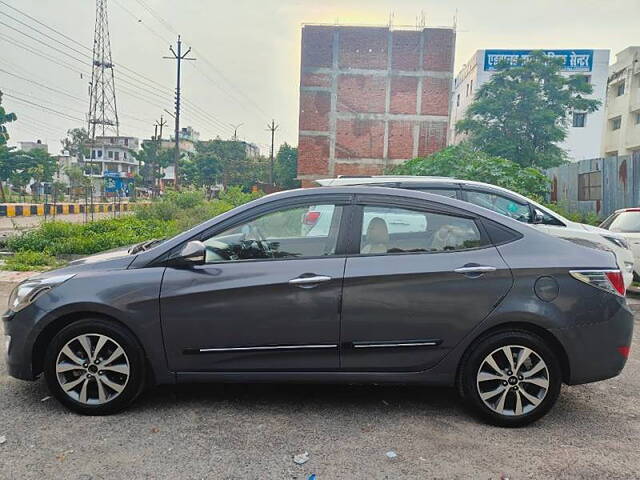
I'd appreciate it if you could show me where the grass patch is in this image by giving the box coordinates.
[4,188,262,265]
[2,251,62,271]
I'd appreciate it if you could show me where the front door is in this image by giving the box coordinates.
[160,200,349,372]
[340,202,513,371]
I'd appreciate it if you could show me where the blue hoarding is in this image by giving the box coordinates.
[483,50,593,72]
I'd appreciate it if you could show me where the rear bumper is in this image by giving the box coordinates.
[551,300,634,385]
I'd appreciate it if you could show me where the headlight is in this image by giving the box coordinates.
[602,235,630,250]
[8,274,75,313]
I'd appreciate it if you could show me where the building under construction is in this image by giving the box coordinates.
[297,24,456,186]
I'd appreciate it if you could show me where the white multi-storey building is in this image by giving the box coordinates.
[602,47,640,159]
[449,49,610,161]
[88,136,140,177]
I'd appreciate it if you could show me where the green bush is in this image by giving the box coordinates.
[389,143,550,200]
[4,187,262,267]
[2,251,61,271]
[7,217,176,256]
[543,202,601,226]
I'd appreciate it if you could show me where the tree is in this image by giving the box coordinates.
[274,143,299,189]
[61,127,90,160]
[182,148,221,192]
[456,51,600,169]
[65,165,90,200]
[390,143,550,199]
[194,139,250,188]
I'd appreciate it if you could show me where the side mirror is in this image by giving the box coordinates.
[533,208,545,224]
[170,240,205,267]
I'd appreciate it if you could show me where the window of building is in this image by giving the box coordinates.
[617,81,625,96]
[108,150,114,159]
[612,117,622,130]
[202,204,343,263]
[456,94,460,107]
[124,138,129,146]
[572,112,586,128]
[97,150,102,158]
[470,79,473,93]
[114,151,120,160]
[578,171,602,201]
[635,112,640,125]
[110,137,116,144]
[466,83,469,96]
[359,206,485,255]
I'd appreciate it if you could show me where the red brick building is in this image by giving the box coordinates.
[297,25,455,186]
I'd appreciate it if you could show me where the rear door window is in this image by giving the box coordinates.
[359,205,486,254]
[465,190,532,223]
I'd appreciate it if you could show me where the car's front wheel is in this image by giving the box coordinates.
[44,318,145,415]
[459,330,562,427]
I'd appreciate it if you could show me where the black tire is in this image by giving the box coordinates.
[458,329,562,427]
[43,318,146,415]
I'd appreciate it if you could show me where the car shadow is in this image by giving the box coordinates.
[134,382,467,418]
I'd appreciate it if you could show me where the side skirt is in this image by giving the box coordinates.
[175,370,454,386]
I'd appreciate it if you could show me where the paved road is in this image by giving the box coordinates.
[1,283,639,479]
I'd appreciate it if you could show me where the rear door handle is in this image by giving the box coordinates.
[454,266,496,274]
[289,275,332,286]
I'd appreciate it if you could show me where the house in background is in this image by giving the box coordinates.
[449,49,610,162]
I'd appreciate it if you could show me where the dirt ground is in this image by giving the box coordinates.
[1,283,639,479]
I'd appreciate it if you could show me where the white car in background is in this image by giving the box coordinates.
[313,176,635,289]
[600,208,640,281]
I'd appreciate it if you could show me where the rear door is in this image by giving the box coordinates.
[340,196,513,371]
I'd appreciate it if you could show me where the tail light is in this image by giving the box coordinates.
[617,346,631,359]
[303,211,321,226]
[569,270,626,297]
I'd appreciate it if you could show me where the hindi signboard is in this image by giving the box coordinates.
[483,50,593,72]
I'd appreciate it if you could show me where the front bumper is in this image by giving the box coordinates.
[3,309,38,381]
[552,299,634,385]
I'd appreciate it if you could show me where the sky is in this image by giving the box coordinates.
[1,0,639,156]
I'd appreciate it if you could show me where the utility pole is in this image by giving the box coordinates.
[152,115,168,196]
[155,115,167,140]
[266,119,279,186]
[164,35,195,190]
[230,123,243,141]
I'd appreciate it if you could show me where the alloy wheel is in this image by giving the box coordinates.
[476,345,550,416]
[55,333,130,405]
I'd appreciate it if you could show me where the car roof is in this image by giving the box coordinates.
[316,176,571,224]
[615,207,640,213]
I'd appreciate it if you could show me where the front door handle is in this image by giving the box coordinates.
[289,275,332,286]
[454,265,497,275]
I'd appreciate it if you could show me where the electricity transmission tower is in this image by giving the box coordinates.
[87,0,119,141]
[86,0,120,218]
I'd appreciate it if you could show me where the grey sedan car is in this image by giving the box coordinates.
[3,187,634,427]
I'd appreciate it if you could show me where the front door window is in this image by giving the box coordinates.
[202,204,343,263]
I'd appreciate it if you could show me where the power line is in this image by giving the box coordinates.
[109,0,269,119]
[2,1,239,135]
[0,10,90,58]
[0,2,234,138]
[3,93,86,123]
[0,68,86,102]
[0,0,92,52]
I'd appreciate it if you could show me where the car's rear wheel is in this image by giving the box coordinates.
[459,330,562,427]
[44,318,145,415]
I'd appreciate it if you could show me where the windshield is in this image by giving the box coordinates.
[601,211,640,233]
